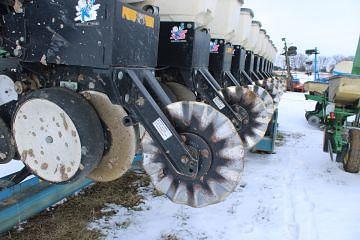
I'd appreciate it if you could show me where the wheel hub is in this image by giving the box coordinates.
[231,104,250,126]
[180,132,212,179]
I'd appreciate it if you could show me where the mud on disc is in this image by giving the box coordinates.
[142,102,244,208]
[222,86,271,149]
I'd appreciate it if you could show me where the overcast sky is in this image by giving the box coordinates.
[244,0,360,57]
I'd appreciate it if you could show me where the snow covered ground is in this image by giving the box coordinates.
[89,92,360,240]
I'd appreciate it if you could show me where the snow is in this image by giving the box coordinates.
[87,92,358,239]
[0,160,25,178]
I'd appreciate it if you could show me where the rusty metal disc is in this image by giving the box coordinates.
[142,101,244,208]
[221,86,270,149]
[12,88,104,183]
[263,80,281,107]
[84,91,136,182]
[246,85,274,119]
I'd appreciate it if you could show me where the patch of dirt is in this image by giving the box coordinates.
[2,172,150,240]
[161,234,181,240]
[275,132,286,147]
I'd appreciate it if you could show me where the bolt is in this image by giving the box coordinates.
[118,71,124,80]
[13,47,22,57]
[46,136,54,144]
[124,94,130,103]
[201,149,210,158]
[181,155,189,164]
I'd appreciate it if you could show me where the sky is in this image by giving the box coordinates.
[244,0,360,57]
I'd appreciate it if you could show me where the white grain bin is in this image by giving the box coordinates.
[260,35,270,58]
[254,29,266,55]
[243,21,261,51]
[260,34,269,57]
[264,39,269,60]
[233,8,254,46]
[131,0,219,28]
[206,0,244,41]
[271,45,277,63]
[266,39,273,60]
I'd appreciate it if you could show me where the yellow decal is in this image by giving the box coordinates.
[122,6,154,29]
[145,15,155,28]
[226,47,234,54]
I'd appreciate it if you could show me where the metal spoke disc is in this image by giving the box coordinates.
[12,88,104,183]
[222,86,270,149]
[142,102,244,208]
[246,85,275,119]
[84,91,136,182]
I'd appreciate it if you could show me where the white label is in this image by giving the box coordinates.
[213,96,226,110]
[152,118,173,141]
[248,85,255,92]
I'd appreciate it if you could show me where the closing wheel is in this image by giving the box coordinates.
[221,86,270,149]
[0,117,15,164]
[12,88,104,183]
[83,91,137,182]
[246,85,274,119]
[142,102,244,208]
[165,82,197,101]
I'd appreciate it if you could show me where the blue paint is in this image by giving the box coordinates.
[253,110,279,153]
[0,154,145,233]
[0,175,92,233]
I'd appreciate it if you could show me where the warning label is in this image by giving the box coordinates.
[213,96,226,110]
[152,118,173,141]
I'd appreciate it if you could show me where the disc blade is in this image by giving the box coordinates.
[142,101,244,208]
[246,85,274,118]
[222,86,271,149]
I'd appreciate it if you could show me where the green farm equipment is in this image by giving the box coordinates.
[305,76,360,173]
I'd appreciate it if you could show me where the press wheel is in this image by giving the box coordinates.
[83,91,137,182]
[165,82,196,101]
[12,88,104,183]
[142,102,244,208]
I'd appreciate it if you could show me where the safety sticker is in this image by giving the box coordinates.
[213,96,226,110]
[75,0,100,23]
[210,41,220,53]
[153,118,173,141]
[122,6,155,29]
[170,23,188,42]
